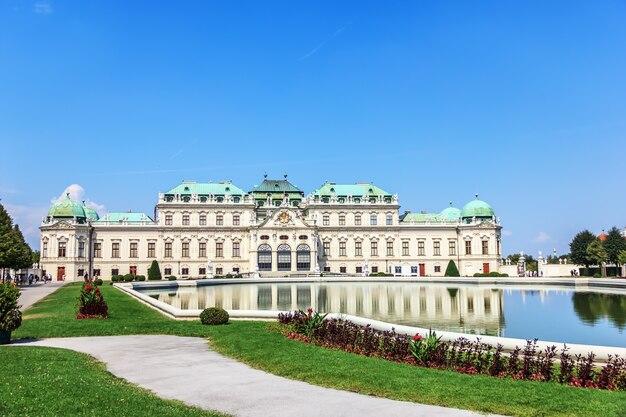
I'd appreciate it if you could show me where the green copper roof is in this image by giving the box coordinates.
[251,178,304,195]
[97,212,154,223]
[83,205,100,221]
[460,195,495,218]
[48,194,87,219]
[312,182,391,197]
[440,203,461,221]
[165,181,245,195]
[401,212,442,223]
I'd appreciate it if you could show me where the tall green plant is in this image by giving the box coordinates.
[444,260,460,277]
[587,240,608,277]
[570,230,596,268]
[603,227,626,273]
[0,282,22,332]
[147,260,162,280]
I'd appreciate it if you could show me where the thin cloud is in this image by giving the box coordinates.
[4,204,48,248]
[533,232,551,243]
[33,1,53,14]
[170,148,184,159]
[300,26,346,60]
[501,229,513,237]
[52,184,106,215]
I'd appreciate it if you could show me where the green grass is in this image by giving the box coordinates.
[0,347,226,417]
[12,283,626,417]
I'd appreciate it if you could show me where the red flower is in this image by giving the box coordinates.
[85,285,92,291]
[307,308,313,314]
[413,334,422,341]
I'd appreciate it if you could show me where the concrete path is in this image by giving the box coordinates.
[21,335,499,417]
[17,281,65,311]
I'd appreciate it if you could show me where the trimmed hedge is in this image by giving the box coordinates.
[123,274,134,282]
[148,260,162,280]
[93,278,103,286]
[200,307,229,325]
[444,260,460,277]
[166,276,177,281]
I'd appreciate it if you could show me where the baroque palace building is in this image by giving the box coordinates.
[40,176,502,281]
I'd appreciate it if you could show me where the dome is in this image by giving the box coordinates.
[47,194,87,219]
[440,202,461,221]
[460,195,495,219]
[83,205,100,221]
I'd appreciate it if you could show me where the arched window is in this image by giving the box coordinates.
[296,244,311,271]
[258,244,272,271]
[277,244,291,271]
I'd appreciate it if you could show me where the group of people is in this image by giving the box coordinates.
[570,269,580,277]
[2,273,54,285]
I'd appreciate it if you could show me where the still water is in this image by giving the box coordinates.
[138,282,626,348]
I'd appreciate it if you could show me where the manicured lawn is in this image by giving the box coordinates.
[12,283,626,417]
[0,347,226,417]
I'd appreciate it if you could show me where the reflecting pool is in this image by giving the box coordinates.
[137,282,626,348]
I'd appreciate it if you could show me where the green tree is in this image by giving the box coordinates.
[31,250,40,266]
[603,227,626,274]
[0,203,33,279]
[148,260,162,280]
[444,260,460,277]
[618,250,626,277]
[587,240,608,277]
[569,230,596,268]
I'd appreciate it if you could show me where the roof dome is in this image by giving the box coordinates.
[440,202,461,221]
[83,204,100,221]
[47,193,87,219]
[460,195,495,219]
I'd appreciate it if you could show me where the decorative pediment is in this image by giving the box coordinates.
[256,208,312,230]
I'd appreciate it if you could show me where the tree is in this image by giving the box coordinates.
[603,227,626,274]
[148,260,162,280]
[586,240,608,277]
[570,230,596,268]
[31,250,40,266]
[444,260,460,277]
[0,204,32,279]
[618,250,626,278]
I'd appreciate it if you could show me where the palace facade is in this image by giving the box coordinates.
[40,177,503,281]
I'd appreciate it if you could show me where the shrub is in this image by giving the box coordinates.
[167,276,177,281]
[444,260,460,277]
[148,260,162,280]
[135,275,146,282]
[488,271,501,277]
[76,282,108,319]
[123,274,134,282]
[93,278,103,286]
[199,307,229,325]
[593,273,602,278]
[500,273,509,277]
[111,275,124,282]
[473,273,486,277]
[0,282,22,333]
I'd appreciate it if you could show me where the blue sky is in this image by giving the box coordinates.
[1,1,625,255]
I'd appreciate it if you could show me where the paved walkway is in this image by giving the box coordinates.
[17,281,65,311]
[21,335,499,417]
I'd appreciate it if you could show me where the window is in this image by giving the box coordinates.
[199,242,206,257]
[93,269,100,277]
[182,214,190,225]
[216,242,223,257]
[402,241,409,256]
[340,266,347,273]
[165,215,173,225]
[277,244,291,271]
[199,215,207,225]
[418,241,425,256]
[58,242,66,258]
[296,244,311,271]
[433,241,441,256]
[111,268,119,276]
[182,267,189,275]
[411,266,418,274]
[42,242,48,258]
[356,266,363,273]
[482,240,489,255]
[93,242,102,258]
[233,214,240,226]
[260,235,269,240]
[164,267,172,275]
[371,266,378,273]
[386,214,393,225]
[76,241,84,258]
[77,268,84,277]
[216,214,223,225]
[182,242,189,258]
[258,244,272,271]
[148,242,155,258]
[434,265,441,273]
[355,241,362,256]
[323,241,331,257]
[323,215,330,226]
[199,267,206,275]
[339,241,346,257]
[112,242,120,258]
[370,214,377,225]
[395,266,401,274]
[130,242,138,258]
[233,241,240,257]
[323,266,331,272]
[371,241,378,256]
[449,241,456,256]
[354,215,361,226]
[465,240,472,255]
[339,215,346,226]
[387,241,393,256]
[216,267,223,275]
[165,242,172,258]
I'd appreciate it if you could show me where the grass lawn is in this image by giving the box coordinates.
[11,283,626,417]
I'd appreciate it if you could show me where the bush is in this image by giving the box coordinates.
[444,260,460,277]
[148,260,162,280]
[167,276,177,281]
[593,273,602,278]
[135,275,146,282]
[0,282,22,333]
[123,274,134,282]
[474,273,486,277]
[488,271,501,277]
[76,282,108,319]
[200,307,229,325]
[111,275,123,282]
[93,278,103,286]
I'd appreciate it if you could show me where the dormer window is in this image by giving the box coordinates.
[225,186,230,192]
[184,186,190,191]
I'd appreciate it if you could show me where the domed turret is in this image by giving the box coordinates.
[47,193,87,222]
[82,202,100,221]
[460,194,495,223]
[440,201,461,222]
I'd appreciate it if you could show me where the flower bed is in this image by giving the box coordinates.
[76,282,108,319]
[277,310,626,391]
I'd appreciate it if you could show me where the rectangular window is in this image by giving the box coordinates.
[164,267,172,275]
[216,267,223,275]
[199,242,206,257]
[386,214,393,225]
[371,241,378,256]
[386,241,393,256]
[482,240,489,255]
[370,214,377,225]
[148,242,155,258]
[355,241,362,256]
[182,242,189,258]
[111,268,119,276]
[323,266,331,272]
[433,241,441,256]
[411,266,418,274]
[112,242,120,258]
[395,266,401,274]
[418,241,425,256]
[181,267,189,275]
[434,265,441,273]
[42,242,48,258]
[233,214,240,226]
[354,215,361,226]
[465,240,472,255]
[356,266,363,273]
[371,266,378,273]
[165,215,173,225]
[216,242,223,257]
[449,241,456,256]
[340,266,347,273]
[182,214,190,225]
[216,215,223,226]
[94,242,102,258]
[130,242,138,258]
[339,215,346,226]
[78,241,85,258]
[323,241,330,257]
[58,242,66,258]
[199,215,207,226]
[199,267,206,275]
[164,242,172,258]
[77,268,84,277]
[233,241,240,257]
[323,215,330,226]
[93,269,100,277]
[402,241,409,256]
[339,241,346,257]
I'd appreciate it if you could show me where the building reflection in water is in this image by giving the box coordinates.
[144,283,506,336]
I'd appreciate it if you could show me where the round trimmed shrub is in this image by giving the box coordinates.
[167,276,177,281]
[135,275,146,282]
[593,273,602,278]
[200,307,229,325]
[93,278,103,286]
[123,274,134,282]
